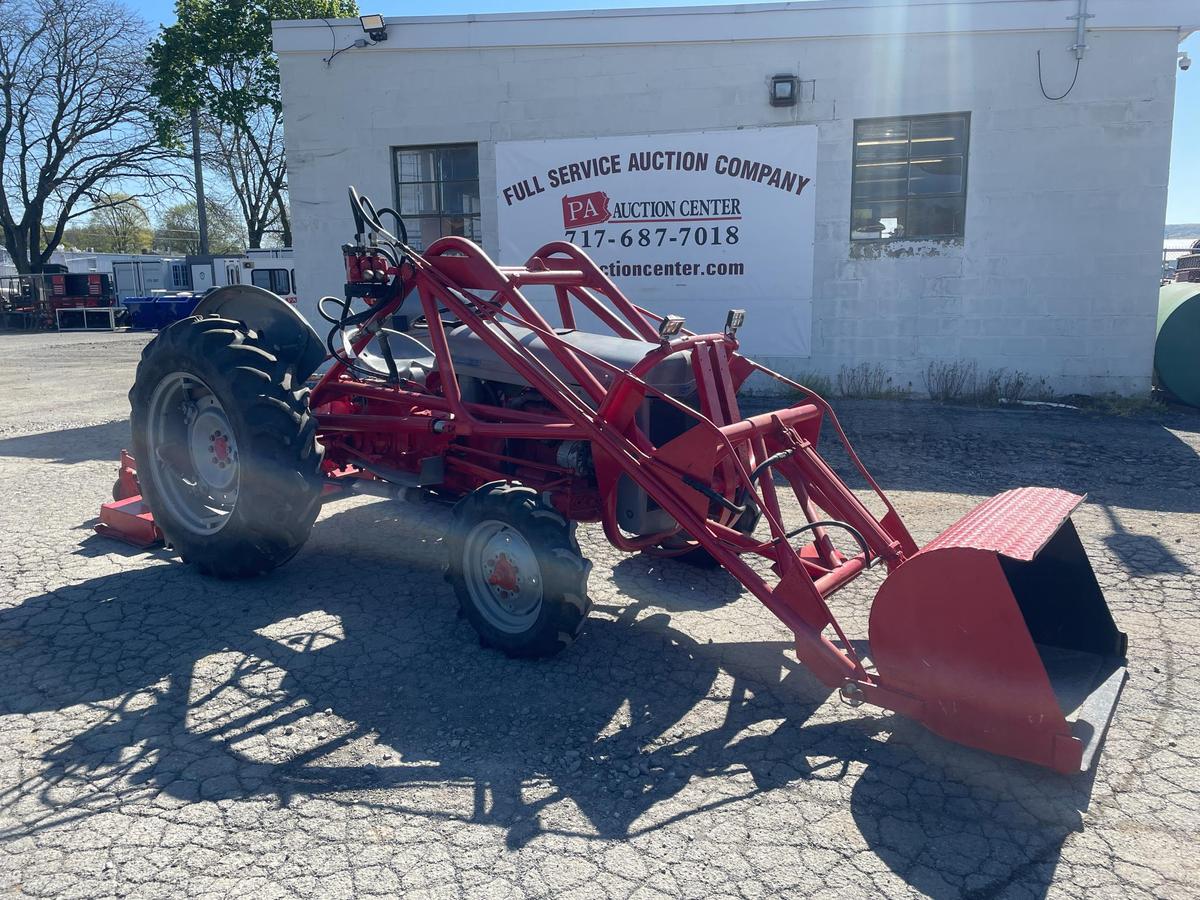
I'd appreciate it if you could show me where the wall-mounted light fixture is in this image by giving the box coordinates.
[360,14,388,42]
[769,74,800,107]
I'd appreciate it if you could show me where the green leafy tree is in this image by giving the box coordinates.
[154,199,246,255]
[149,0,357,248]
[76,194,153,253]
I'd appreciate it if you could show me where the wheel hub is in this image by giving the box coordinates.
[188,396,238,493]
[486,552,521,595]
[146,372,240,536]
[464,521,543,631]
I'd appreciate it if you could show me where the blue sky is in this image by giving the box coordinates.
[133,0,1199,223]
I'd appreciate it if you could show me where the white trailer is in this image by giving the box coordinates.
[205,249,299,305]
[111,258,192,301]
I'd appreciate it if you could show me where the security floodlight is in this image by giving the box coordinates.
[360,14,388,42]
[770,74,799,107]
[724,308,746,338]
[658,315,685,340]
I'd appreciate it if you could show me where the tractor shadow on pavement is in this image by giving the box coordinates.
[0,419,130,465]
[0,499,1091,898]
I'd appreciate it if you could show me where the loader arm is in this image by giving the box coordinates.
[103,185,1126,775]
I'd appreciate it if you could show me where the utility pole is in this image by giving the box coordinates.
[190,107,209,255]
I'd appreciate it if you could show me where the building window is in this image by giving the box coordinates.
[251,267,291,295]
[393,144,481,250]
[851,113,969,241]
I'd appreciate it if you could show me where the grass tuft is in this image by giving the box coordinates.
[836,363,909,400]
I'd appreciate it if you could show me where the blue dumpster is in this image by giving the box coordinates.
[158,294,201,326]
[122,294,201,331]
[122,296,163,330]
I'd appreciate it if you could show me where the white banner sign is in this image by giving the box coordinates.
[495,127,816,356]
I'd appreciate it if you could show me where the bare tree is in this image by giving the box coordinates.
[204,110,287,249]
[0,0,177,273]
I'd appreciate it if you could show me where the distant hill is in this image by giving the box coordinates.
[1165,224,1200,239]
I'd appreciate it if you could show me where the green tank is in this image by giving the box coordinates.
[1156,283,1200,407]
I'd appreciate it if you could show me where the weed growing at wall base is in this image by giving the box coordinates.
[925,360,1056,405]
[836,363,909,400]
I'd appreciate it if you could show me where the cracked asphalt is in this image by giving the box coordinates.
[0,330,1198,899]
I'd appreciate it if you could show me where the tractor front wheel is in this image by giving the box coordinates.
[447,483,592,658]
[659,503,759,570]
[129,316,324,578]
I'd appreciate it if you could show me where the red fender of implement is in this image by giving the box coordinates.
[94,449,163,548]
[870,488,1127,773]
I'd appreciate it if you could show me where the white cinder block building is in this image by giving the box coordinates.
[273,0,1196,395]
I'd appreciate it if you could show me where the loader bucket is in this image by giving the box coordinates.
[869,488,1127,773]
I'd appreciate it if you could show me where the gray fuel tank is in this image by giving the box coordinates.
[443,323,696,399]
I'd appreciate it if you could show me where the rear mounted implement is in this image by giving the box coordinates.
[99,186,1127,774]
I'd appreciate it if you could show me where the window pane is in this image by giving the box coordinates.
[851,114,968,239]
[395,145,481,246]
[455,216,482,243]
[906,197,965,238]
[440,180,480,216]
[251,269,270,289]
[273,270,290,294]
[398,181,438,215]
[852,162,908,200]
[852,201,906,240]
[397,149,438,182]
[438,145,479,182]
[407,217,444,251]
[855,120,910,162]
[908,156,963,196]
[910,116,967,155]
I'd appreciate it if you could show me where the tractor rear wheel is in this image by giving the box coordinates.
[446,483,592,658]
[129,316,323,578]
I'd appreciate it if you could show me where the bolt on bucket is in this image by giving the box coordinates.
[869,488,1127,773]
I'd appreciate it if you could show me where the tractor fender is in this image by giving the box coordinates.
[192,284,326,381]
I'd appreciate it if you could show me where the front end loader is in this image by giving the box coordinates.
[98,187,1126,774]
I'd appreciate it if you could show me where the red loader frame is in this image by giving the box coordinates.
[101,188,1126,774]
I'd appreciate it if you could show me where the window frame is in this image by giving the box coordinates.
[391,143,482,250]
[850,112,971,243]
[251,267,291,295]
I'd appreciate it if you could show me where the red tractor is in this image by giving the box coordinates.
[100,187,1126,774]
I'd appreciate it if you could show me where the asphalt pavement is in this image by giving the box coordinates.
[0,330,1197,899]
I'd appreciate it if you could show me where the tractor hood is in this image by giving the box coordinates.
[444,323,696,398]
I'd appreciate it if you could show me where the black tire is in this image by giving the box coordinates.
[446,483,591,658]
[671,542,727,570]
[662,504,759,569]
[129,315,323,578]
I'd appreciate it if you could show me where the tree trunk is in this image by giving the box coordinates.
[5,231,31,274]
[278,201,291,248]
